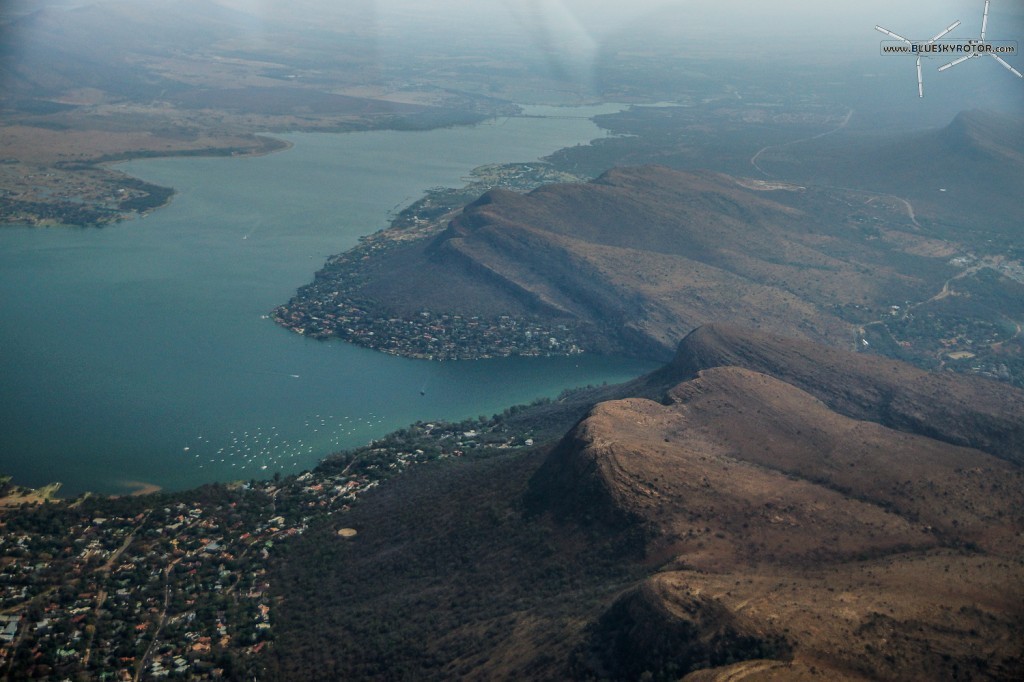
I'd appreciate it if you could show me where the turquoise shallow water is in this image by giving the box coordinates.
[0,105,654,496]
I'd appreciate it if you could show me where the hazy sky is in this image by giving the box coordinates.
[195,1,1024,49]
[3,0,1021,119]
[267,0,1024,75]
[314,0,1024,46]
[6,1,1020,61]
[351,0,1023,111]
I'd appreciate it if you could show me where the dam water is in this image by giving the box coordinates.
[0,105,654,496]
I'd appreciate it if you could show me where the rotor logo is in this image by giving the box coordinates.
[876,0,1023,98]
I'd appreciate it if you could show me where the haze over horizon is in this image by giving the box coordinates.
[2,0,1021,126]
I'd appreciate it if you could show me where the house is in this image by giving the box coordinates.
[0,616,18,644]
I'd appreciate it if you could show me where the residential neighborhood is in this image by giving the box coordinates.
[0,413,539,679]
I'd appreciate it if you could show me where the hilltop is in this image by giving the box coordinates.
[644,323,1024,463]
[261,325,1024,680]
[532,367,1023,680]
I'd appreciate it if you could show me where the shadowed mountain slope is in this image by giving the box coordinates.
[268,325,1023,681]
[283,165,958,361]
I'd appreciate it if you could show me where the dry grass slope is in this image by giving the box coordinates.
[654,324,1024,464]
[267,326,1023,680]
[312,165,958,361]
[530,326,1024,680]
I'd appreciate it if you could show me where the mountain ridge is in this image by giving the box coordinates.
[279,164,955,361]
[266,324,1024,681]
[524,324,1024,680]
[647,323,1024,464]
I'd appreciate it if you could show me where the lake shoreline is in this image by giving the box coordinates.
[1,135,296,228]
[1,104,652,496]
[0,481,62,508]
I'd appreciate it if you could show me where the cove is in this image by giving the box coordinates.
[0,105,655,496]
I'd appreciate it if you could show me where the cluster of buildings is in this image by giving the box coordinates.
[0,463,390,678]
[0,193,119,226]
[0,413,535,679]
[1,497,272,678]
[276,299,584,360]
[272,225,585,360]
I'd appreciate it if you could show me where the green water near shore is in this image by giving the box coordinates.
[0,105,655,496]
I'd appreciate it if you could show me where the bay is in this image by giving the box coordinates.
[0,105,654,496]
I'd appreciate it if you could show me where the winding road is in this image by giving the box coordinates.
[750,108,854,176]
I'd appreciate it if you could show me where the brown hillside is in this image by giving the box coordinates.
[537,367,1022,566]
[531,359,1024,680]
[267,327,1024,681]
[286,165,953,360]
[647,323,1024,464]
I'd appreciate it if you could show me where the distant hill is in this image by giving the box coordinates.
[281,164,960,361]
[267,325,1024,680]
[755,110,1024,239]
[0,0,246,100]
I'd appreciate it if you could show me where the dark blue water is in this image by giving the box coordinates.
[0,105,654,495]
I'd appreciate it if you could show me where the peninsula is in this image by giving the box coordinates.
[275,111,1024,386]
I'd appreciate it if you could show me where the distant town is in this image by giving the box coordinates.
[858,254,1024,388]
[0,163,174,227]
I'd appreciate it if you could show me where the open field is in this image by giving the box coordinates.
[0,482,61,508]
